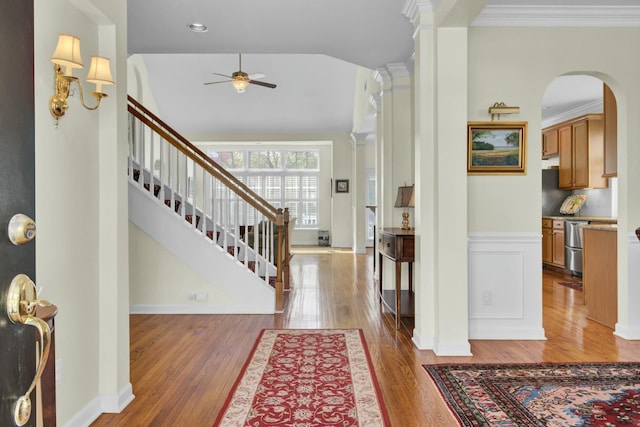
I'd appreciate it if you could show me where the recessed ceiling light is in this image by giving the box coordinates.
[187,23,208,33]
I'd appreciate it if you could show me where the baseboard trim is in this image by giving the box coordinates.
[62,383,134,427]
[433,341,473,357]
[101,383,135,413]
[615,324,640,340]
[412,331,435,350]
[130,304,275,314]
[63,397,102,427]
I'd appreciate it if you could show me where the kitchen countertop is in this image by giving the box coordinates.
[582,223,618,231]
[542,215,617,224]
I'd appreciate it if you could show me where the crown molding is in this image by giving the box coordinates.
[541,99,603,129]
[386,62,411,79]
[369,93,381,112]
[473,5,640,27]
[403,0,439,24]
[350,132,371,146]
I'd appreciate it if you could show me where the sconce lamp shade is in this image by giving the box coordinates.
[86,56,114,93]
[394,185,415,208]
[50,34,83,75]
[231,79,249,93]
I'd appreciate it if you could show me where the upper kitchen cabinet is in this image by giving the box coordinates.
[557,114,608,190]
[603,83,617,177]
[542,127,559,159]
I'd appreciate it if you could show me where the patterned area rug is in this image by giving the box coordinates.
[424,362,640,427]
[557,281,583,291]
[214,329,390,426]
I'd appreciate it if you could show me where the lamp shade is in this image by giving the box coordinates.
[86,56,114,93]
[50,34,83,75]
[394,185,414,208]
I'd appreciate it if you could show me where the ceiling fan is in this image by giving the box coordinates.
[204,54,277,93]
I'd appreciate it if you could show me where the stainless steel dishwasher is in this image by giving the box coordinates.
[565,220,589,277]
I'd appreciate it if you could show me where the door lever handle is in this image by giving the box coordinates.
[6,274,52,426]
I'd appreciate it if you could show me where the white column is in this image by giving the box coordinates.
[351,132,369,254]
[96,4,134,409]
[374,64,415,292]
[408,1,471,355]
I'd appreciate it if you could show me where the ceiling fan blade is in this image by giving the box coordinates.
[212,72,233,79]
[203,80,232,85]
[248,73,265,80]
[249,80,276,89]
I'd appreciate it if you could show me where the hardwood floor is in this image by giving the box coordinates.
[90,250,640,427]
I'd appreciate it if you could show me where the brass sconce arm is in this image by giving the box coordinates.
[49,34,114,124]
[50,64,109,120]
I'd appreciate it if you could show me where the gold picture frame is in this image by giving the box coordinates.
[467,121,527,175]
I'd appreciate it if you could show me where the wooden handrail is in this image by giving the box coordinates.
[127,96,277,221]
[128,96,293,312]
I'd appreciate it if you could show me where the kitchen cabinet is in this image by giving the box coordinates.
[557,114,607,190]
[542,128,559,159]
[542,218,564,268]
[583,227,617,329]
[603,83,617,177]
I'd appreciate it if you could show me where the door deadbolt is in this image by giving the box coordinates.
[7,214,36,245]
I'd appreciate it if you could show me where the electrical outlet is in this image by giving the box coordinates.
[196,292,208,301]
[482,291,492,306]
[187,293,197,301]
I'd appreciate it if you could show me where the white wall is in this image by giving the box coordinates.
[128,187,275,313]
[127,54,161,115]
[331,135,355,248]
[34,0,130,425]
[467,26,640,339]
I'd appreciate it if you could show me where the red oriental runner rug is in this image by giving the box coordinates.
[424,362,640,427]
[214,329,391,427]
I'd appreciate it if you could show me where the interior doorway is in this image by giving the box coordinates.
[541,74,618,332]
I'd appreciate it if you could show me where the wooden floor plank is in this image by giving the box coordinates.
[90,251,640,427]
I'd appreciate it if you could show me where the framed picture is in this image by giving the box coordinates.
[467,121,527,175]
[335,179,349,193]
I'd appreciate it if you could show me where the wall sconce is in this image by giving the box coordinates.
[49,34,114,123]
[394,185,415,230]
[488,102,520,121]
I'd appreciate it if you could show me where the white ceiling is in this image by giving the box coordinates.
[127,0,639,137]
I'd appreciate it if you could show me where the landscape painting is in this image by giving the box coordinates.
[467,122,528,175]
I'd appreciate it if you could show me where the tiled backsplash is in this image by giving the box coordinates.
[572,178,617,218]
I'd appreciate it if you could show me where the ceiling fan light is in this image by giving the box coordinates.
[231,79,249,93]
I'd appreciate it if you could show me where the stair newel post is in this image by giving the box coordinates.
[275,208,284,312]
[283,208,290,291]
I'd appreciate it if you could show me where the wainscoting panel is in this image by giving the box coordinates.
[615,233,640,339]
[468,232,546,340]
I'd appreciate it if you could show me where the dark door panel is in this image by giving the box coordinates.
[0,1,37,426]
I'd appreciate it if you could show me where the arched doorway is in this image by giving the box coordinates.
[541,73,619,332]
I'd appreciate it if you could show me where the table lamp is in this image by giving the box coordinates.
[394,185,415,230]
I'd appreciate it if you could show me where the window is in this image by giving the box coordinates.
[209,148,320,229]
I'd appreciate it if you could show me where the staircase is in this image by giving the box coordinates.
[127,96,291,313]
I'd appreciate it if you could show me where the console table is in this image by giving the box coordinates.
[378,228,415,329]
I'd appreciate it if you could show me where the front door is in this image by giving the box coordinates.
[0,1,37,426]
